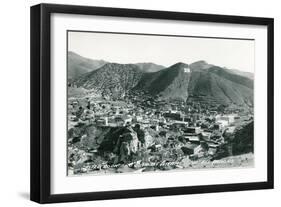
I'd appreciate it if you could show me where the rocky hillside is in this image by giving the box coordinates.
[134,62,253,106]
[231,121,254,155]
[74,63,143,99]
[187,66,253,106]
[134,62,191,100]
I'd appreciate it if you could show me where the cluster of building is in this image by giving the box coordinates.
[67,92,253,174]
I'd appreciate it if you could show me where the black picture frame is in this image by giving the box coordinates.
[30,3,274,204]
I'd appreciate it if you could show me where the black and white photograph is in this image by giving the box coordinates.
[28,2,274,204]
[67,31,255,176]
[0,0,278,205]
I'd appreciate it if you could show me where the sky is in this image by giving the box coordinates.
[68,31,255,73]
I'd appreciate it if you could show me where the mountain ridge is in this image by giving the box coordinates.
[68,51,253,79]
[68,52,166,79]
[68,51,107,80]
[69,53,254,107]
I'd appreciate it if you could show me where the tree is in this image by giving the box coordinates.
[231,121,254,155]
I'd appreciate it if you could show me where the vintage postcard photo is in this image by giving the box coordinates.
[67,31,254,176]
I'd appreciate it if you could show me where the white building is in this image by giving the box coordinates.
[217,119,229,128]
[184,67,191,73]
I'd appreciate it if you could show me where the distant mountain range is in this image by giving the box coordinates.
[69,52,254,106]
[68,51,165,80]
[227,69,254,80]
[135,62,165,73]
[68,51,107,80]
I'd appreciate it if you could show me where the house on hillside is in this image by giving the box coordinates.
[114,115,132,127]
[181,143,199,155]
[163,110,183,121]
[194,142,209,158]
[172,121,189,130]
[96,117,108,126]
[184,127,201,135]
[183,135,200,144]
[200,132,212,141]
